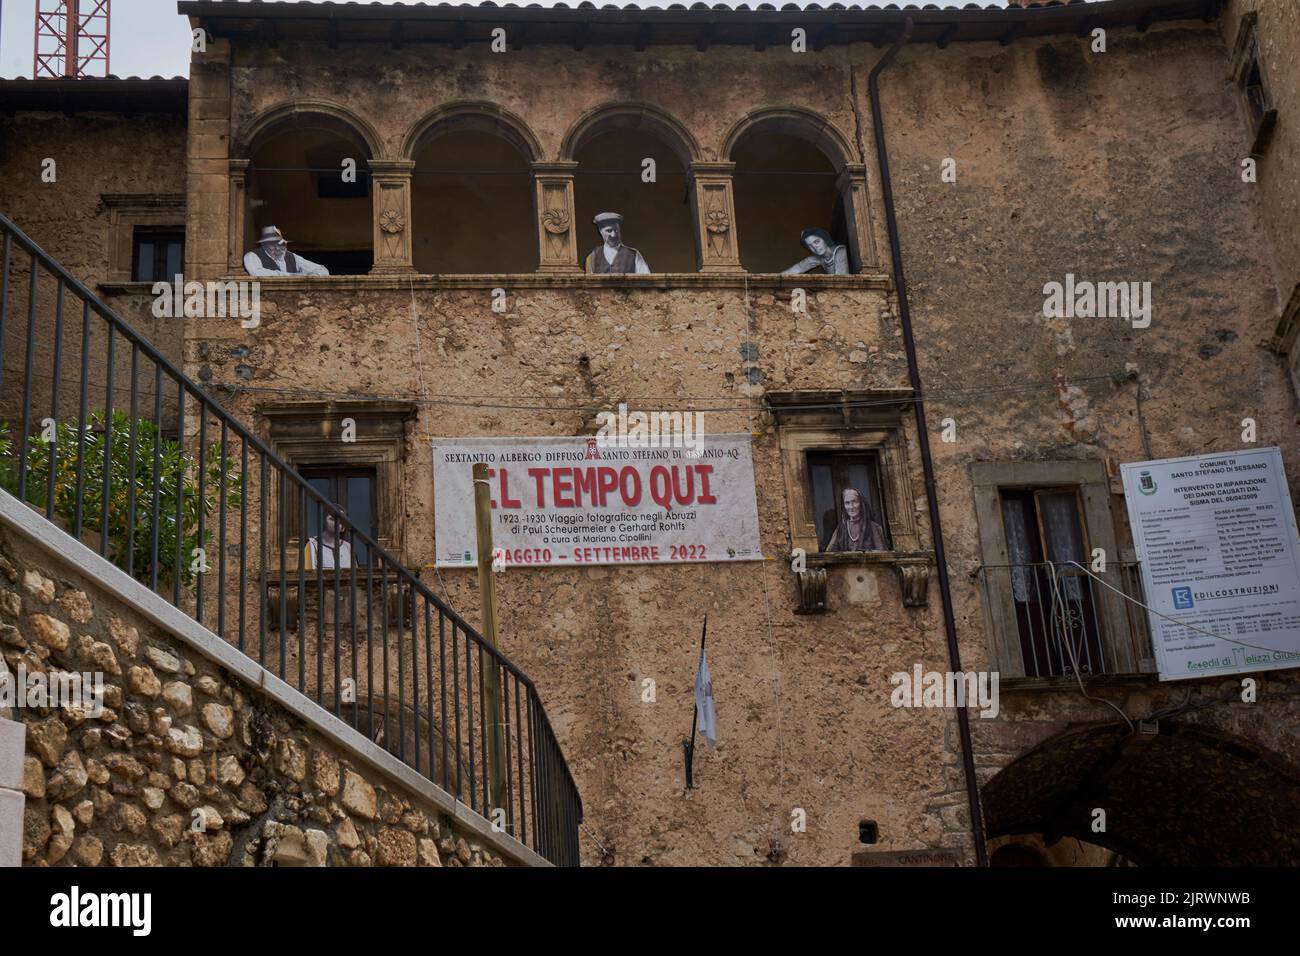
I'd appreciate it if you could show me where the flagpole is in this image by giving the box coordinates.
[683,615,707,790]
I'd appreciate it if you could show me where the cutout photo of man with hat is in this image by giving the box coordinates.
[585,212,650,275]
[243,225,331,276]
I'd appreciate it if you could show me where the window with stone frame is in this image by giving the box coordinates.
[971,461,1155,683]
[131,227,185,283]
[261,401,416,568]
[102,194,186,283]
[1231,13,1278,155]
[807,449,892,553]
[299,465,378,567]
[769,390,921,561]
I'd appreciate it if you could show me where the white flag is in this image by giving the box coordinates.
[694,648,717,748]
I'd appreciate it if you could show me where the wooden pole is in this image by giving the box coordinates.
[472,463,508,824]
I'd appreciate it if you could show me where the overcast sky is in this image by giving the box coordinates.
[1,0,1015,79]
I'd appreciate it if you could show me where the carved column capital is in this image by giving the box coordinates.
[367,160,417,177]
[689,162,742,273]
[532,161,581,273]
[369,162,415,275]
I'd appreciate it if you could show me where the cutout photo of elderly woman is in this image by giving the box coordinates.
[825,488,888,553]
[781,227,850,276]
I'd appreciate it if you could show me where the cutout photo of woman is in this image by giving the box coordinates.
[826,487,887,552]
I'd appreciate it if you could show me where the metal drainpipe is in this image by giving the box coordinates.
[868,17,989,867]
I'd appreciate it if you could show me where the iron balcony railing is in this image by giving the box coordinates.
[0,213,581,866]
[977,561,1156,680]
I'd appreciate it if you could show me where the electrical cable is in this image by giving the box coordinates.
[1064,559,1296,656]
[1044,560,1135,732]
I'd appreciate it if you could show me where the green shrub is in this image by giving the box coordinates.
[0,411,243,591]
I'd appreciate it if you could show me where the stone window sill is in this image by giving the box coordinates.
[806,550,933,568]
[998,672,1159,692]
[98,281,166,295]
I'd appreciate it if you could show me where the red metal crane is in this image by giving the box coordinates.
[34,0,111,79]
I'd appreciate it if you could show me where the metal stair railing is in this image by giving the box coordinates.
[0,213,581,866]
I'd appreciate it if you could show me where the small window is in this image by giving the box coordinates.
[131,228,184,282]
[1232,15,1277,155]
[807,450,891,552]
[770,391,921,560]
[1243,40,1270,123]
[299,465,378,567]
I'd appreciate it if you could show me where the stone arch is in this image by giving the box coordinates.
[980,721,1300,865]
[238,99,385,161]
[720,106,859,170]
[562,102,701,273]
[400,101,543,164]
[402,101,540,273]
[559,101,701,167]
[239,99,382,275]
[722,107,864,273]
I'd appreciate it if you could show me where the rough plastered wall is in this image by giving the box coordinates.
[873,18,1300,851]
[0,524,511,867]
[0,111,187,424]
[1223,0,1300,306]
[189,277,955,866]
[0,112,184,281]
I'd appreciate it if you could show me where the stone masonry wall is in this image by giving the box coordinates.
[0,521,513,868]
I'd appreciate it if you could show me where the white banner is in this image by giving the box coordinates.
[432,435,764,568]
[1121,447,1300,680]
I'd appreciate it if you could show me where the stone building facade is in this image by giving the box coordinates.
[2,0,1300,866]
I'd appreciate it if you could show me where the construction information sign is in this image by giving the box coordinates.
[432,435,764,568]
[1122,447,1300,681]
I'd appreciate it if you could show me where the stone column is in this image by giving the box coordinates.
[690,162,743,273]
[837,163,877,273]
[185,37,232,282]
[532,162,580,273]
[227,159,250,273]
[369,160,416,274]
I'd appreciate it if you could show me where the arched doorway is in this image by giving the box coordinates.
[724,109,861,275]
[243,108,378,275]
[981,721,1300,865]
[406,106,540,274]
[565,106,700,274]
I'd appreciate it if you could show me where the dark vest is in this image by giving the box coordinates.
[254,246,300,273]
[586,244,640,274]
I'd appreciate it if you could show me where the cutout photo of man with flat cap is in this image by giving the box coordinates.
[585,212,650,274]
